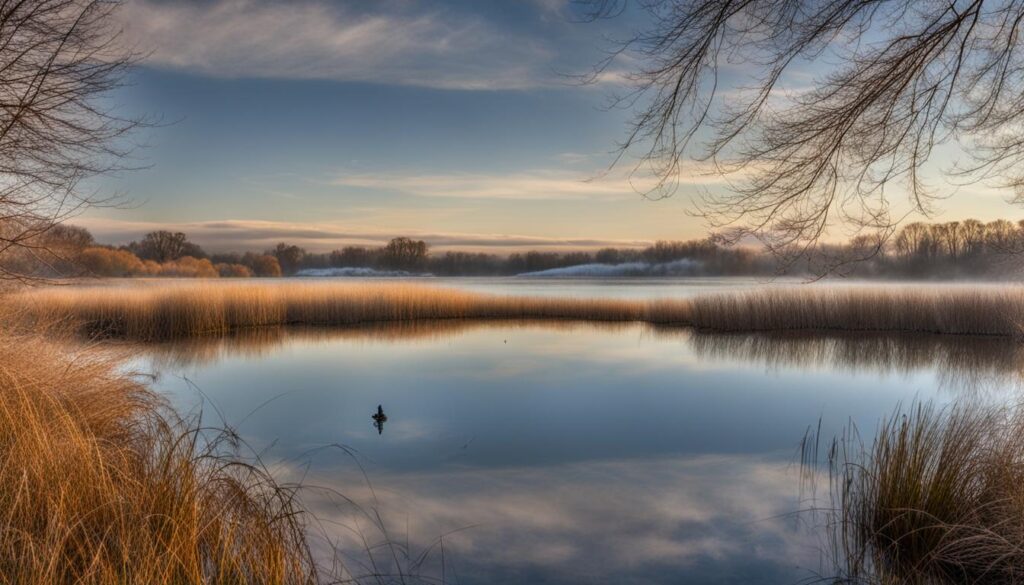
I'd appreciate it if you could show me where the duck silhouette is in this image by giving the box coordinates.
[371,405,388,435]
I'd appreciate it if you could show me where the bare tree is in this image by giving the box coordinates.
[269,242,306,276]
[0,0,138,281]
[583,0,1024,269]
[381,237,429,271]
[128,230,205,262]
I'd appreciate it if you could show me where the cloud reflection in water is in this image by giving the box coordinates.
[133,320,1021,583]
[293,453,820,584]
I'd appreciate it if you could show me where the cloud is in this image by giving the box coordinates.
[118,0,555,90]
[75,217,652,252]
[332,170,640,201]
[330,163,734,201]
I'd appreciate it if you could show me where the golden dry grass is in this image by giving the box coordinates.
[688,286,1024,336]
[9,281,650,340]
[9,280,1024,340]
[811,403,1024,584]
[0,327,317,584]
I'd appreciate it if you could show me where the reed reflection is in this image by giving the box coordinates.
[140,321,1024,393]
[140,320,634,369]
[680,330,1024,391]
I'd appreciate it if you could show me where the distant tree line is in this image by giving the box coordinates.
[202,236,775,276]
[0,228,278,278]
[4,220,1024,280]
[828,219,1024,279]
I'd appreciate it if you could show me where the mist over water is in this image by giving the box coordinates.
[295,258,706,279]
[517,259,702,277]
[296,267,421,277]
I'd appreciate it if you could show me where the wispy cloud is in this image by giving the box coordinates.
[119,0,556,90]
[329,163,734,201]
[75,218,652,252]
[331,170,642,201]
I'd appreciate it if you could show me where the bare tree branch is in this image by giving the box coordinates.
[0,0,140,282]
[583,0,1024,271]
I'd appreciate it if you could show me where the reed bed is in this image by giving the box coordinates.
[10,282,652,341]
[0,327,317,584]
[811,403,1024,585]
[688,286,1024,336]
[8,281,1024,341]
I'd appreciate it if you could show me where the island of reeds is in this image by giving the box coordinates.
[10,281,1024,341]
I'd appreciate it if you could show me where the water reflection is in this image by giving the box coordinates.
[143,320,1024,391]
[680,330,1024,392]
[295,453,820,584]
[141,320,632,368]
[133,320,1021,584]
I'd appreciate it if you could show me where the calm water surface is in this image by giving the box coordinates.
[135,279,1022,584]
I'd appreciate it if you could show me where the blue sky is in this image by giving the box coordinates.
[80,0,1023,253]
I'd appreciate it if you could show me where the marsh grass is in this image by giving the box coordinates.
[807,403,1024,584]
[11,282,649,341]
[10,281,1024,341]
[688,286,1024,337]
[0,327,319,584]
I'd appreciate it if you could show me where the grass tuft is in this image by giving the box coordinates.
[0,328,317,584]
[809,403,1024,584]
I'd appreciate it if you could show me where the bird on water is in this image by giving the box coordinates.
[372,405,388,434]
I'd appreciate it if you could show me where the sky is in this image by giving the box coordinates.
[79,0,1024,254]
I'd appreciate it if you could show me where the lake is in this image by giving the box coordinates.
[134,278,1021,584]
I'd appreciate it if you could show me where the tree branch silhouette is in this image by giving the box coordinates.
[582,0,1024,271]
[0,0,141,282]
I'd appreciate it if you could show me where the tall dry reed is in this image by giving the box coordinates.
[9,282,650,340]
[0,328,317,584]
[809,403,1024,584]
[8,281,1024,340]
[689,286,1024,336]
